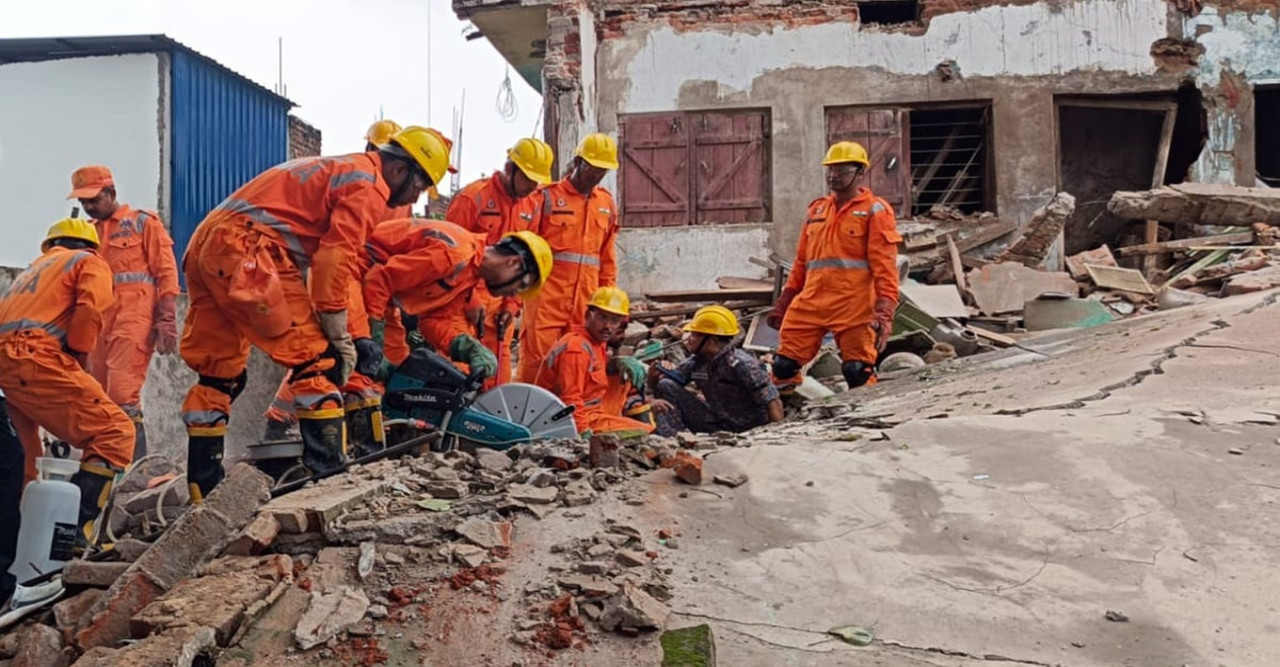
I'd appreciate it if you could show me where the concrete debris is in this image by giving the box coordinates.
[454,518,513,550]
[62,560,130,589]
[969,262,1078,315]
[557,574,619,597]
[1221,265,1280,296]
[452,544,489,569]
[616,549,649,567]
[1169,251,1271,289]
[357,541,376,580]
[474,449,513,473]
[600,584,670,632]
[73,625,216,667]
[223,513,281,557]
[1156,286,1210,310]
[1108,183,1280,226]
[663,451,703,485]
[508,483,560,505]
[53,589,103,643]
[661,624,717,666]
[997,192,1076,268]
[1024,297,1114,331]
[712,474,748,488]
[423,480,470,499]
[131,555,292,647]
[11,622,68,667]
[293,586,370,650]
[589,434,621,469]
[562,479,599,507]
[1066,245,1118,280]
[923,343,957,365]
[880,352,926,373]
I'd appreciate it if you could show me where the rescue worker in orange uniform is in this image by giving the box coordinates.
[445,138,555,388]
[360,220,553,378]
[535,287,651,437]
[69,166,180,460]
[768,141,902,391]
[0,219,135,543]
[259,121,456,450]
[181,126,452,500]
[515,133,621,384]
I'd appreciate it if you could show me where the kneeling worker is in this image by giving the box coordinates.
[536,287,650,437]
[0,219,135,544]
[649,305,783,435]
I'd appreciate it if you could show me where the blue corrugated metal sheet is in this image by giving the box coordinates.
[170,48,291,276]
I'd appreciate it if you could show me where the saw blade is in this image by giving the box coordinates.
[470,382,578,441]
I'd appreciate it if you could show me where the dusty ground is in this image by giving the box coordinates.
[216,288,1278,666]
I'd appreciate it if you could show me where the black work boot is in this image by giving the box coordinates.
[345,404,386,459]
[187,433,226,503]
[299,415,347,477]
[262,418,296,442]
[69,463,115,548]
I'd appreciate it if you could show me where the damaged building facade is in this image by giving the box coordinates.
[453,0,1280,293]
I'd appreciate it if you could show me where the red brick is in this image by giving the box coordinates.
[53,588,104,643]
[63,560,130,588]
[663,451,703,485]
[12,623,69,667]
[223,513,281,557]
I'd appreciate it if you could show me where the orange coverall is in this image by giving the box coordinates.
[515,179,620,383]
[0,247,135,484]
[362,219,487,355]
[89,204,180,423]
[778,188,902,373]
[181,153,392,450]
[535,325,653,436]
[445,172,541,388]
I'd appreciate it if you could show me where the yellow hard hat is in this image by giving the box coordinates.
[574,133,619,170]
[501,230,554,299]
[365,119,402,147]
[508,138,555,185]
[388,126,453,188]
[683,305,741,337]
[587,286,630,317]
[42,217,100,252]
[822,141,870,167]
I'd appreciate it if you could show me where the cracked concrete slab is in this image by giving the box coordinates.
[645,288,1280,666]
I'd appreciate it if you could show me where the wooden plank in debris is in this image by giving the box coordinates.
[1066,245,1118,280]
[1144,106,1178,276]
[954,220,1018,253]
[644,287,773,303]
[965,325,1016,348]
[1085,264,1155,295]
[715,276,773,290]
[946,234,969,299]
[1115,232,1253,257]
[630,301,764,322]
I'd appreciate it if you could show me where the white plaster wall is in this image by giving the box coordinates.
[0,54,163,267]
[610,0,1168,113]
[616,224,770,294]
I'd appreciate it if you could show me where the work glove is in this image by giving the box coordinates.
[870,297,897,353]
[369,318,386,348]
[613,356,647,390]
[767,287,800,330]
[151,294,179,355]
[449,334,497,379]
[318,310,356,386]
[354,338,385,379]
[407,329,426,350]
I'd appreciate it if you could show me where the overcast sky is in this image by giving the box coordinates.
[0,0,544,186]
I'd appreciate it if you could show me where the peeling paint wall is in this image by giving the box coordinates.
[617,224,771,295]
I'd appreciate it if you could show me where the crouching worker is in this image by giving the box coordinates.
[0,219,135,545]
[649,305,783,436]
[361,220,553,381]
[536,287,651,438]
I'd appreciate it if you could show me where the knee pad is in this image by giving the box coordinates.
[842,361,874,388]
[197,370,248,399]
[772,355,802,380]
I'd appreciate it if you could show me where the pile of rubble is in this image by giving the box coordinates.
[0,430,733,665]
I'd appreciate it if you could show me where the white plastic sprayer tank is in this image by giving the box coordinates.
[8,457,80,584]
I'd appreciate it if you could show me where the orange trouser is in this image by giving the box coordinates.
[603,375,629,416]
[384,310,409,366]
[584,411,654,436]
[180,222,341,437]
[777,320,879,385]
[0,333,135,485]
[475,292,515,390]
[88,286,155,417]
[515,315,568,385]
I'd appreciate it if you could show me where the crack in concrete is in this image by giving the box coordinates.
[878,640,1055,666]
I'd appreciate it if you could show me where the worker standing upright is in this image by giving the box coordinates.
[69,166,180,459]
[446,138,554,387]
[0,219,135,544]
[768,141,902,391]
[180,126,450,500]
[515,133,621,383]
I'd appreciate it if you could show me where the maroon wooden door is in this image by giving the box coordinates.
[825,107,911,216]
[618,113,691,227]
[692,110,770,224]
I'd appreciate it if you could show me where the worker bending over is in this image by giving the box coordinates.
[446,138,554,388]
[0,219,134,544]
[70,166,180,459]
[768,141,902,391]
[536,287,650,437]
[649,305,783,435]
[360,219,552,380]
[516,133,621,383]
[181,126,450,499]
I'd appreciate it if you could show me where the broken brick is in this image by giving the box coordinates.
[63,560,131,588]
[662,451,703,485]
[11,622,69,667]
[454,518,513,550]
[131,555,291,646]
[223,512,281,557]
[53,588,104,643]
[73,625,216,667]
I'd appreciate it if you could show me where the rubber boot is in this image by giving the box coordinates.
[299,414,347,477]
[262,418,295,442]
[345,404,386,459]
[187,432,226,503]
[69,463,115,549]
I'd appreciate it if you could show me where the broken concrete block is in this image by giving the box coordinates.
[562,479,598,507]
[131,556,289,646]
[1066,245,1118,280]
[63,560,131,588]
[1023,298,1114,331]
[879,352,926,373]
[508,483,559,505]
[557,574,619,597]
[223,513,281,557]
[1108,183,1280,226]
[968,262,1078,315]
[1156,286,1209,310]
[997,192,1075,268]
[73,625,216,667]
[589,434,621,469]
[75,464,272,651]
[1221,265,1280,296]
[293,586,370,650]
[616,549,649,568]
[121,480,189,515]
[109,539,151,562]
[455,518,513,550]
[424,480,470,499]
[11,622,69,667]
[712,474,748,489]
[260,478,389,534]
[452,544,489,568]
[474,449,513,473]
[524,468,558,488]
[661,624,717,666]
[600,583,669,632]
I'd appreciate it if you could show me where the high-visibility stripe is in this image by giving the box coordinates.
[215,198,309,268]
[0,318,67,342]
[294,391,343,411]
[545,342,568,368]
[298,407,346,420]
[182,410,228,427]
[60,252,90,274]
[186,425,227,437]
[805,258,869,271]
[330,171,377,189]
[114,271,155,285]
[553,252,600,267]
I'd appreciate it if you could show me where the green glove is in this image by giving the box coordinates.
[614,356,646,389]
[449,334,497,379]
[369,318,386,347]
[580,429,594,440]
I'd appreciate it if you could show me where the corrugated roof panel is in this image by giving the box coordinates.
[170,48,290,278]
